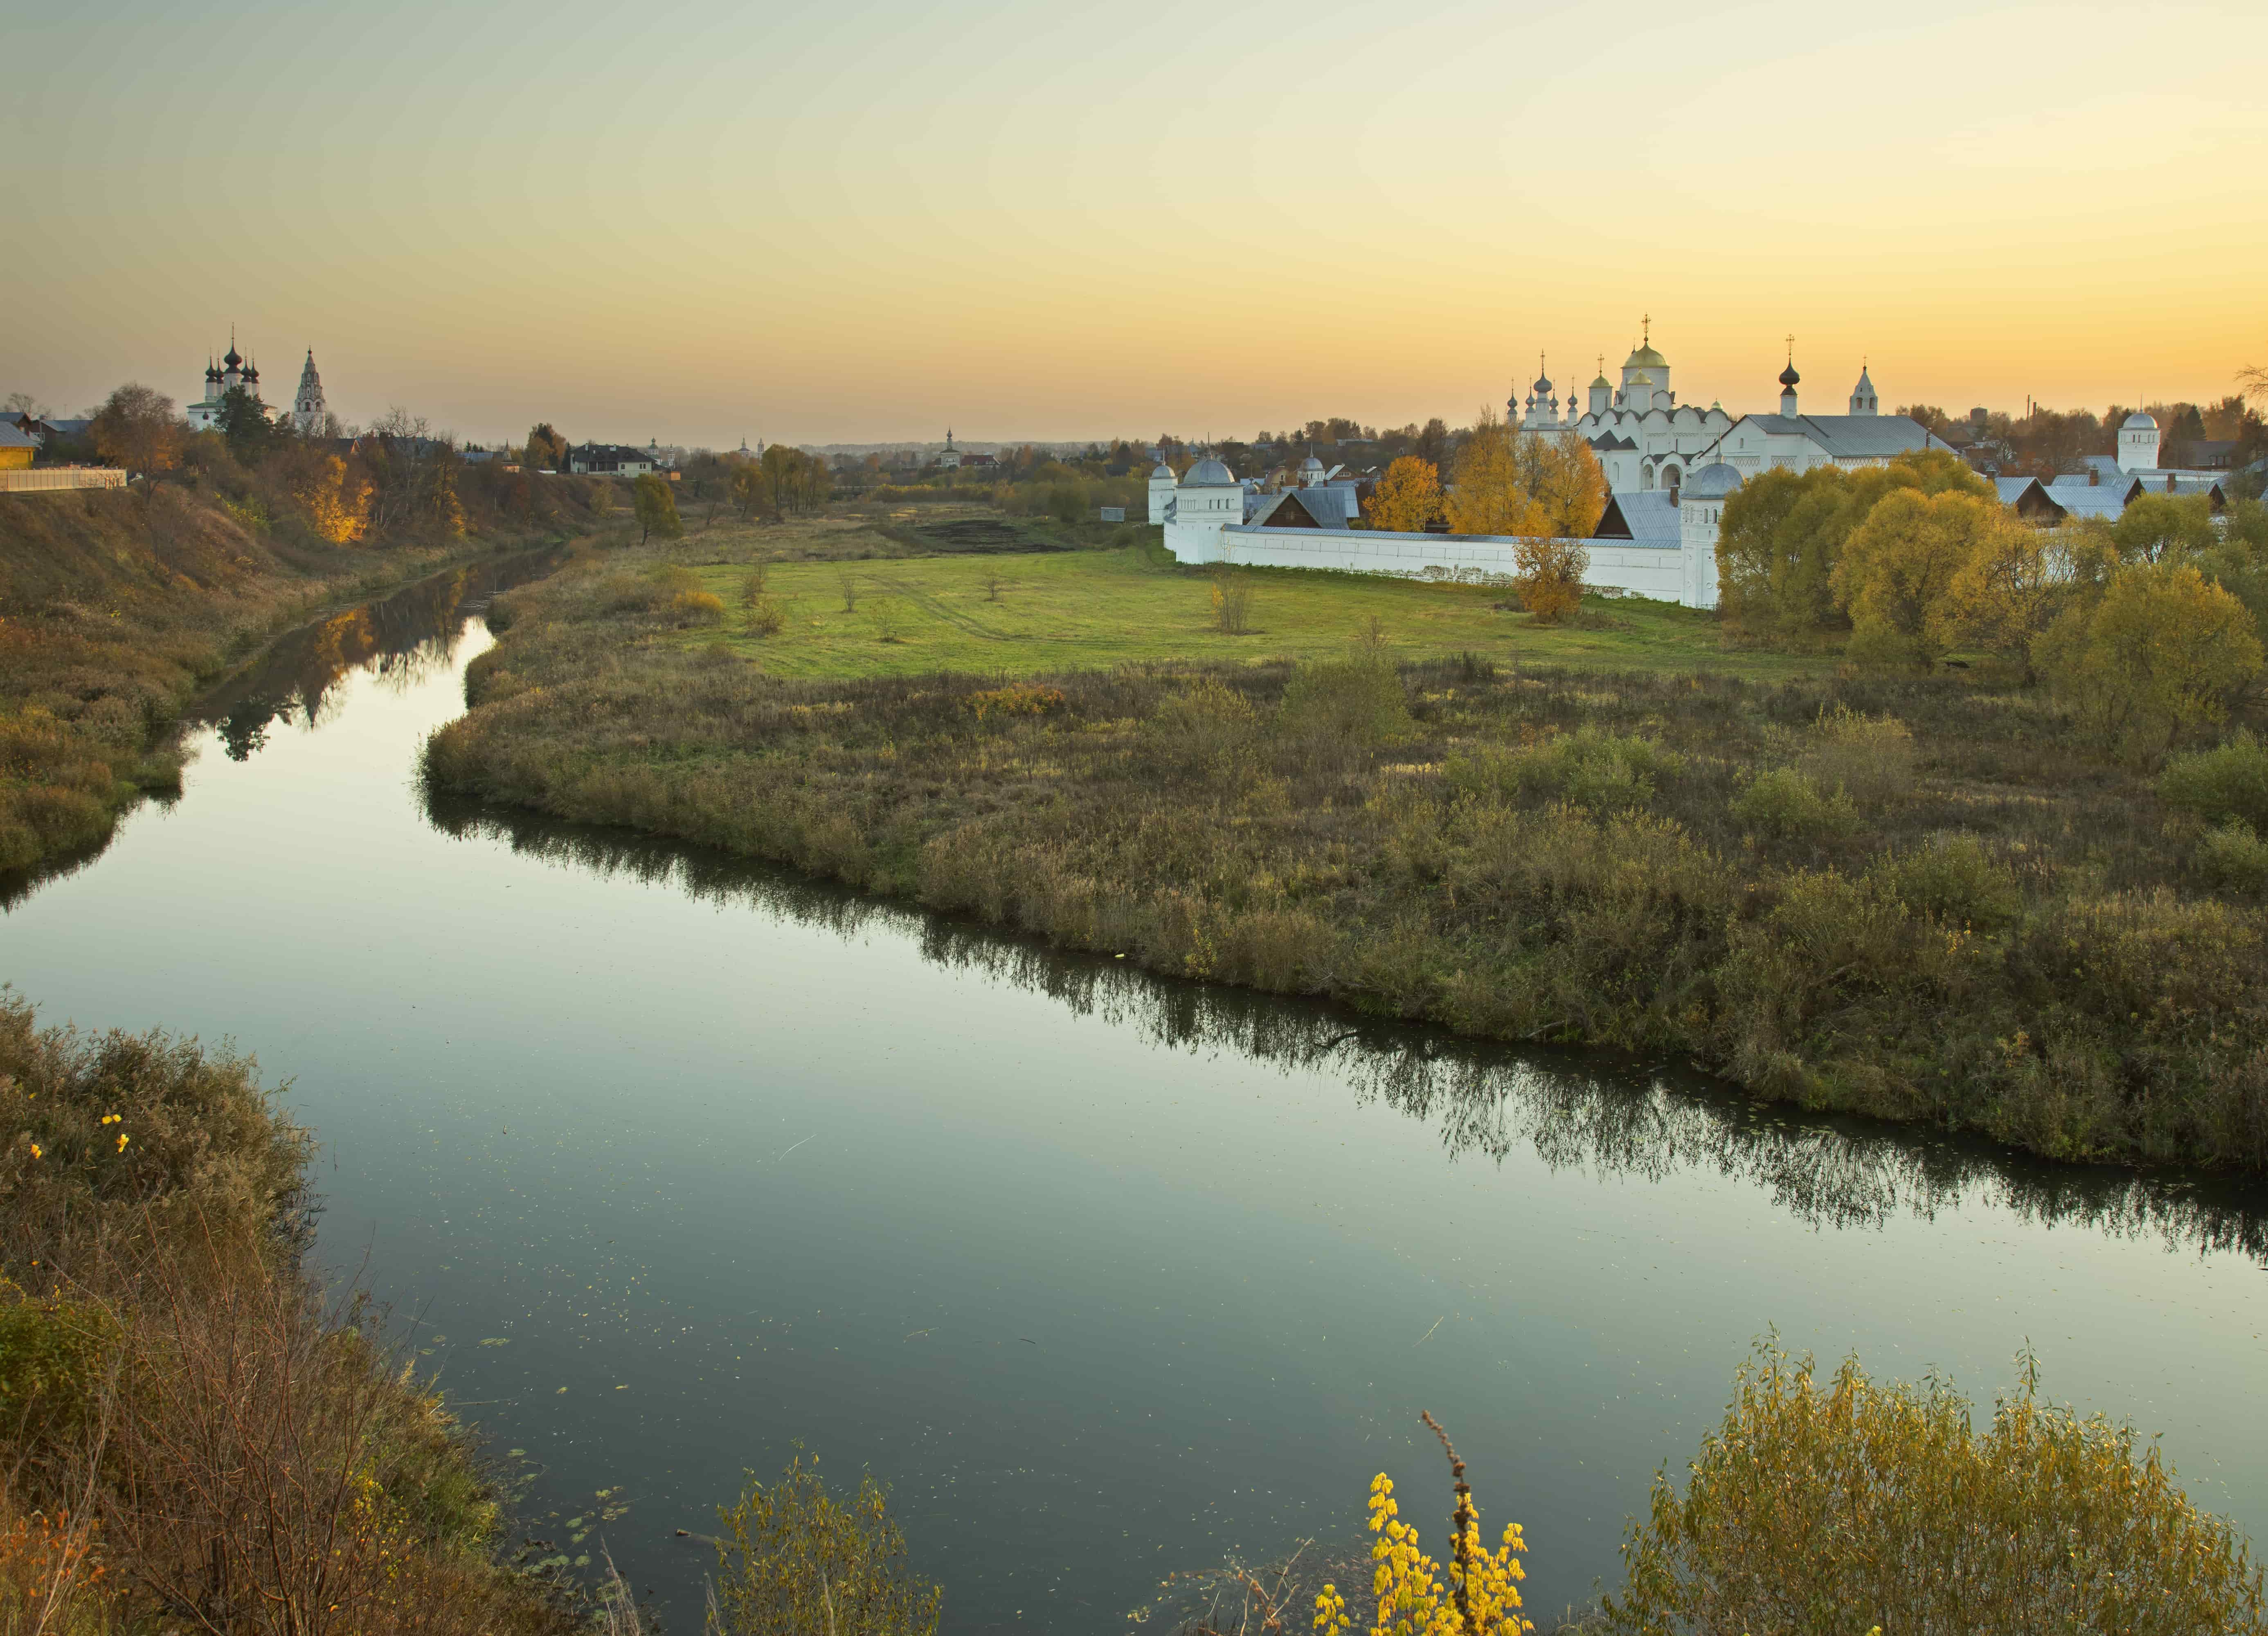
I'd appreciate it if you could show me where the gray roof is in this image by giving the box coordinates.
[1254,489,1351,529]
[1684,462,1742,501]
[1151,461,1174,478]
[2123,411,2157,429]
[0,424,37,450]
[1592,490,1680,543]
[1994,476,2039,505]
[1180,456,1235,487]
[2049,488,2131,521]
[1712,413,1948,461]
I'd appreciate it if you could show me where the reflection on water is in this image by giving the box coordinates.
[11,557,2268,1634]
[198,548,568,756]
[426,796,2268,1266]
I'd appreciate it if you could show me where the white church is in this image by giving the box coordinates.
[187,337,329,435]
[1155,330,1951,609]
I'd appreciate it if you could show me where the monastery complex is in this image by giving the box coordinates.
[1153,327,2199,610]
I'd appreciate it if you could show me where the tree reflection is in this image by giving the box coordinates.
[416,796,2268,1265]
[192,548,567,757]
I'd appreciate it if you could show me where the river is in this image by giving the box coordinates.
[7,555,2267,1633]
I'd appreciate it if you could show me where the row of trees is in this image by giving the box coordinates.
[1360,409,1609,540]
[1719,449,2268,754]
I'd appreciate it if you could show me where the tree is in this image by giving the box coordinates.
[1605,1341,2267,1635]
[1932,515,2081,678]
[1362,455,1443,532]
[88,383,183,480]
[1832,488,2003,669]
[4,390,50,419]
[287,451,371,544]
[1515,536,1588,623]
[214,385,276,463]
[2112,493,2218,562]
[1520,432,1609,537]
[710,1455,941,1636]
[1446,408,1545,536]
[2035,561,2264,756]
[1717,451,1991,637]
[632,472,682,546]
[524,422,568,471]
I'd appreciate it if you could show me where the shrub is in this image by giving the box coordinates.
[1514,537,1588,625]
[2197,820,2268,894]
[1605,1341,2267,1634]
[1803,703,1916,807]
[1447,728,1681,813]
[710,1454,941,1636]
[962,683,1064,721]
[664,589,725,626]
[745,593,788,638]
[1210,570,1256,635]
[1730,766,1857,839]
[1278,658,1410,746]
[2160,732,2268,830]
[1878,834,2021,932]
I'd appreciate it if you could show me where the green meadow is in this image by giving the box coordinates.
[680,540,1828,680]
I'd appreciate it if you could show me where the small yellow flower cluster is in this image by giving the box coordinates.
[1313,1474,1530,1636]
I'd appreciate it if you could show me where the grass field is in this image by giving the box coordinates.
[678,537,1832,681]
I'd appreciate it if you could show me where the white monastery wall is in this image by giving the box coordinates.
[1167,523,1694,606]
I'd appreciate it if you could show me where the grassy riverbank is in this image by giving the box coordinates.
[428,534,2268,1173]
[0,994,579,1634]
[0,482,589,881]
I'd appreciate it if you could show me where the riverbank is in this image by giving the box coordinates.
[0,993,580,1634]
[0,480,593,879]
[425,537,2268,1173]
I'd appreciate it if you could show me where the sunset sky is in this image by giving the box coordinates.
[7,0,2264,449]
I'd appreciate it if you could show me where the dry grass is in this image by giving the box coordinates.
[428,542,2268,1173]
[0,995,577,1636]
[0,472,576,883]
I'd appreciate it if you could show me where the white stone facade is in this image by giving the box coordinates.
[188,339,262,431]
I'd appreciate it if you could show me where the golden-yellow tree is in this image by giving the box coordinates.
[1519,434,1609,538]
[1364,456,1444,532]
[1446,409,1606,539]
[292,454,371,545]
[1446,409,1548,537]
[1515,537,1589,623]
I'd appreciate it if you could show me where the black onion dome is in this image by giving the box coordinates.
[1778,361,1801,388]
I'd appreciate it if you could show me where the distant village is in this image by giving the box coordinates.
[6,326,2261,614]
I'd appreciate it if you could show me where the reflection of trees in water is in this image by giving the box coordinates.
[419,797,2268,1265]
[194,550,566,756]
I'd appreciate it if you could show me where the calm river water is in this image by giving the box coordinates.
[7,556,2267,1632]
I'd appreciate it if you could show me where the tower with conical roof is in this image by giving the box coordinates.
[1847,361,1877,416]
[1778,338,1801,418]
[293,349,328,435]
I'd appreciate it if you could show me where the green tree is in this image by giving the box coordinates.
[632,472,682,546]
[1832,488,2003,669]
[1932,514,2077,678]
[215,384,275,462]
[1717,450,1989,637]
[2113,493,2219,562]
[1606,1341,2267,1635]
[2035,560,2264,757]
[710,1454,941,1636]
